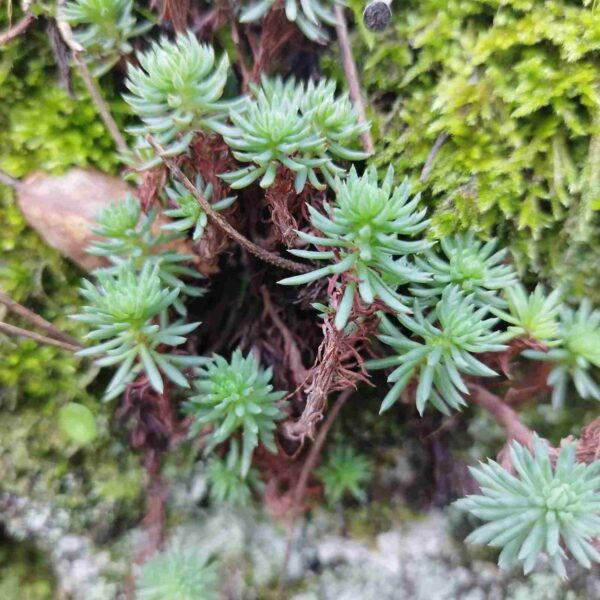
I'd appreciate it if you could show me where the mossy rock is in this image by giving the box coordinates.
[0,535,54,600]
[324,0,600,300]
[0,9,142,539]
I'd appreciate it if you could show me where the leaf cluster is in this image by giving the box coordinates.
[317,446,373,504]
[124,32,235,159]
[61,0,151,75]
[136,546,218,600]
[205,441,263,506]
[221,76,368,192]
[456,437,600,578]
[239,0,338,42]
[162,175,235,241]
[413,233,517,308]
[89,195,205,315]
[184,350,286,476]
[280,165,430,329]
[523,300,600,407]
[367,286,505,414]
[492,284,562,344]
[73,263,205,399]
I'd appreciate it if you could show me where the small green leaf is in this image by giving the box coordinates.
[58,403,98,445]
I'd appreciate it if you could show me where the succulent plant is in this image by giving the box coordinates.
[162,175,236,241]
[239,0,338,42]
[61,0,151,75]
[220,76,368,192]
[124,31,236,157]
[136,546,218,600]
[367,286,506,414]
[220,82,330,192]
[414,233,517,308]
[317,446,373,504]
[523,300,600,408]
[73,263,205,399]
[206,441,263,505]
[493,284,562,343]
[89,195,205,315]
[456,437,600,578]
[184,350,286,476]
[300,78,370,163]
[280,166,430,329]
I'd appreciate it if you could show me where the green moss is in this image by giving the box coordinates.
[0,187,93,405]
[0,537,54,600]
[0,11,142,534]
[0,13,127,177]
[344,503,424,541]
[0,405,143,528]
[326,0,600,299]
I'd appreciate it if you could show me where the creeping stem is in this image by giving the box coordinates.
[147,136,312,274]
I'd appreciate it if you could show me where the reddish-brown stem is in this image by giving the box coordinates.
[0,290,82,347]
[249,6,296,83]
[0,13,35,46]
[261,286,309,389]
[420,133,449,183]
[277,388,352,598]
[0,321,82,353]
[467,383,534,446]
[56,9,129,155]
[334,5,374,155]
[73,53,129,155]
[148,136,311,274]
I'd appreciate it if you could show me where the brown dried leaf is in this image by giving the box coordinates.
[16,167,206,274]
[17,168,132,271]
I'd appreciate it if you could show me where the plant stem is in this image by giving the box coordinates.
[420,133,449,183]
[147,136,312,274]
[73,53,129,155]
[334,5,374,155]
[0,321,82,352]
[467,383,533,446]
[0,291,82,347]
[55,10,129,155]
[0,13,35,46]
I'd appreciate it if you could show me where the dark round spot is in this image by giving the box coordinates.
[363,2,392,32]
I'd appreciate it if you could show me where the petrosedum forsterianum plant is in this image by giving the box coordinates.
[456,437,600,578]
[239,0,337,42]
[89,195,205,315]
[317,446,373,505]
[162,175,236,241]
[206,441,263,505]
[414,233,517,308]
[73,263,205,399]
[136,546,218,600]
[258,76,370,164]
[220,82,329,192]
[61,0,151,75]
[125,31,235,157]
[523,300,600,408]
[492,284,562,344]
[184,350,286,476]
[221,76,368,192]
[300,78,370,163]
[367,286,506,415]
[280,166,430,330]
